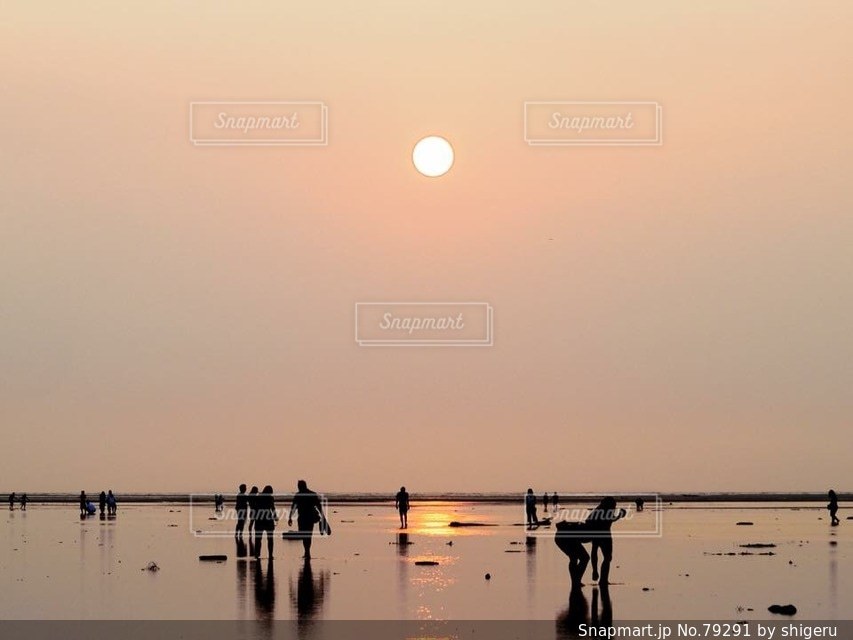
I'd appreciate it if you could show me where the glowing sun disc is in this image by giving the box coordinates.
[412,136,454,177]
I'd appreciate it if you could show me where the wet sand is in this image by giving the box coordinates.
[1,502,848,619]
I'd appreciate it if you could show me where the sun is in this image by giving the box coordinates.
[412,136,454,177]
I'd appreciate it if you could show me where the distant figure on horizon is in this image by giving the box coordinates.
[525,488,539,527]
[588,497,627,585]
[543,492,550,513]
[106,490,117,516]
[9,492,15,510]
[248,486,260,535]
[635,497,644,512]
[79,491,87,517]
[288,480,327,560]
[99,491,107,516]
[253,485,278,559]
[20,493,27,510]
[553,492,560,511]
[395,486,410,529]
[828,490,840,526]
[235,484,248,538]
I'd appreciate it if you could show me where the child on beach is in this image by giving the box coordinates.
[828,490,840,526]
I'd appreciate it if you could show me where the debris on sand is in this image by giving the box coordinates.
[736,522,754,526]
[768,604,797,616]
[485,573,491,580]
[199,555,227,562]
[142,562,160,572]
[739,543,776,549]
[415,561,439,566]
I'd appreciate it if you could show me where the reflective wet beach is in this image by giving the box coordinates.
[1,502,848,619]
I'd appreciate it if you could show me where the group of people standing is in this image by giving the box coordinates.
[525,488,561,526]
[8,492,27,510]
[234,480,328,560]
[79,490,117,517]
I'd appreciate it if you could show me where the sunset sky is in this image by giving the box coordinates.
[1,1,851,493]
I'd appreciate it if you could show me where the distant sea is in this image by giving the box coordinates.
[6,491,849,504]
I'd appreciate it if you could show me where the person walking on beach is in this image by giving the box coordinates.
[99,491,107,516]
[635,497,644,512]
[828,490,840,526]
[525,488,539,527]
[288,480,327,560]
[106,490,117,516]
[543,492,550,514]
[79,491,88,517]
[235,484,248,538]
[395,486,410,529]
[588,497,627,585]
[20,493,27,510]
[253,485,278,559]
[8,492,15,510]
[553,492,560,511]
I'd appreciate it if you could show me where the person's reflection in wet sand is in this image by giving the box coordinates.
[556,583,614,639]
[591,585,613,629]
[235,537,249,617]
[290,558,329,623]
[252,557,276,624]
[397,532,410,557]
[556,584,589,639]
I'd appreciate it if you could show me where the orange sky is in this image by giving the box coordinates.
[1,1,851,492]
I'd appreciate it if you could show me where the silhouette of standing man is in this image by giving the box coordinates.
[395,486,410,529]
[525,488,539,527]
[288,480,326,560]
[235,484,248,538]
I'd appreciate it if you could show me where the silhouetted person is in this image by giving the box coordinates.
[79,491,87,517]
[19,493,27,510]
[555,519,591,587]
[828,490,840,526]
[554,492,560,511]
[635,497,644,512]
[253,485,277,559]
[543,492,550,513]
[588,497,626,585]
[99,491,107,516]
[248,486,259,535]
[288,480,326,560]
[235,484,248,538]
[395,486,410,529]
[525,488,539,527]
[106,490,116,516]
[9,492,16,510]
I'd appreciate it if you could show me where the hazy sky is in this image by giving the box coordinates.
[2,1,851,493]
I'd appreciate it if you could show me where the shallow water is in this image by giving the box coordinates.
[1,502,848,620]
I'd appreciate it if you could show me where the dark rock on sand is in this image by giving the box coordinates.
[415,561,439,566]
[768,604,797,616]
[485,573,491,580]
[199,555,227,562]
[736,522,754,526]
